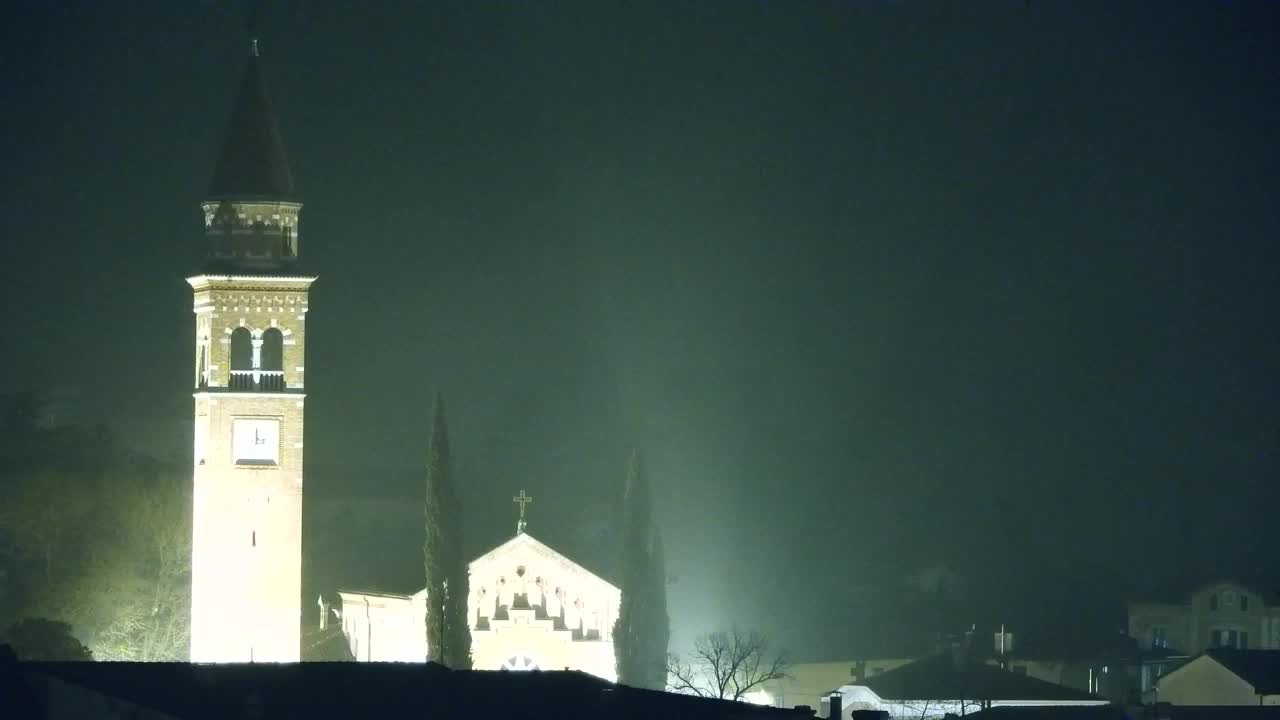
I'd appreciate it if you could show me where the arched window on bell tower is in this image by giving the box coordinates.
[230,327,252,390]
[261,328,284,391]
[198,344,208,388]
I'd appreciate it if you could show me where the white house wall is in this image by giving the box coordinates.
[337,591,425,662]
[1155,655,1267,705]
[821,685,1108,720]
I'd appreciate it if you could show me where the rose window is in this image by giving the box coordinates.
[500,654,541,671]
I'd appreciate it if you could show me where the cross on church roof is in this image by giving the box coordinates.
[512,490,532,535]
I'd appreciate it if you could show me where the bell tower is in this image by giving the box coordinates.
[188,40,313,663]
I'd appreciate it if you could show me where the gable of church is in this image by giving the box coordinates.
[469,533,620,641]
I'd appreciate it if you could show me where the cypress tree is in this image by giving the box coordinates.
[613,449,669,689]
[422,393,470,666]
[648,526,671,689]
[442,474,472,669]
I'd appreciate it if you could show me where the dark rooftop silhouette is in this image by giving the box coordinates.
[967,706,1280,720]
[861,653,1101,702]
[6,651,815,720]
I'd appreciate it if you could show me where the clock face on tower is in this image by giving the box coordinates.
[233,418,280,466]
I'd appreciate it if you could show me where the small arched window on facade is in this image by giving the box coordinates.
[261,328,285,391]
[230,328,252,390]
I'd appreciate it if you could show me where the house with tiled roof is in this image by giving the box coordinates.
[1154,649,1280,706]
[964,704,1280,720]
[1128,581,1280,657]
[818,652,1107,720]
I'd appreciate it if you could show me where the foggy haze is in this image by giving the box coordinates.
[2,1,1278,661]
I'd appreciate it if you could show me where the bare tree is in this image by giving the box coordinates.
[0,459,191,662]
[89,478,191,661]
[889,698,934,720]
[666,627,789,702]
[886,698,986,720]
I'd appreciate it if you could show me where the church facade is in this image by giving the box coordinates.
[339,526,620,681]
[188,41,313,663]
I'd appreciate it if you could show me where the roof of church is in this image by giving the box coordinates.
[471,532,619,592]
[860,652,1101,702]
[340,530,619,597]
[334,532,617,600]
[207,43,295,199]
[10,658,813,720]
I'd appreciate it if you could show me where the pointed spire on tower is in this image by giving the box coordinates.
[208,38,294,199]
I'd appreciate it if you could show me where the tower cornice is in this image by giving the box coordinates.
[187,274,318,291]
[192,391,307,399]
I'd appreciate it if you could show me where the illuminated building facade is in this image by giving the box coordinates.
[339,506,620,680]
[188,41,313,662]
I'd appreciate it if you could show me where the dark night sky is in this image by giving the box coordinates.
[3,1,1279,660]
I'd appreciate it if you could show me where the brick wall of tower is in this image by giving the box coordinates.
[189,275,314,663]
[193,281,312,390]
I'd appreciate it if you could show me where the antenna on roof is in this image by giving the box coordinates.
[244,1,260,57]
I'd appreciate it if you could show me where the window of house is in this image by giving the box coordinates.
[1142,663,1166,692]
[1213,628,1249,649]
[1224,591,1237,608]
[1241,595,1250,612]
[1151,627,1168,649]
[1210,594,1220,611]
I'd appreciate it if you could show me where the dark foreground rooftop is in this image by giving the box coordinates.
[863,652,1100,702]
[967,705,1280,720]
[2,647,813,720]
